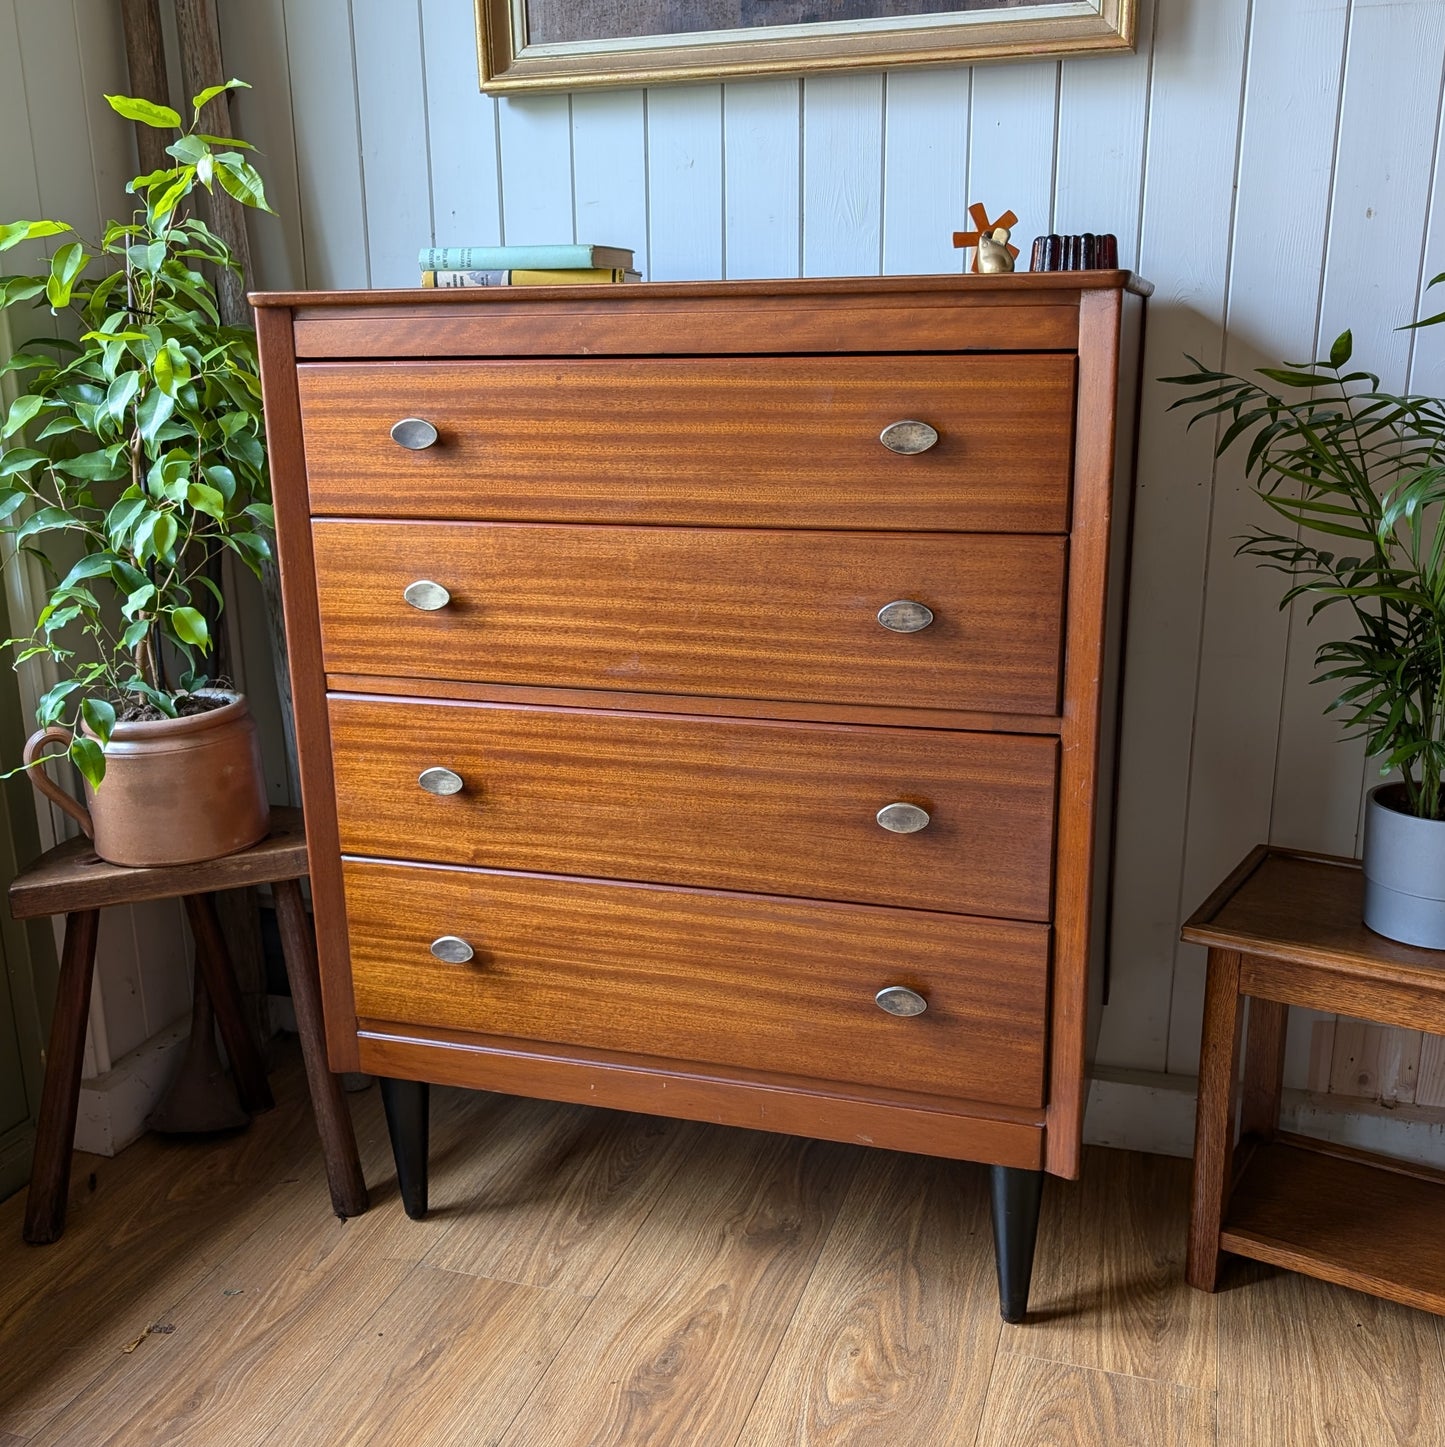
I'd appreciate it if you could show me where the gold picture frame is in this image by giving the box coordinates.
[475,1,1136,94]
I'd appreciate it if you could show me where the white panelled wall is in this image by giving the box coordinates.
[5,0,1445,1157]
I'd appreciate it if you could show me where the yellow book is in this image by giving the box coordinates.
[421,268,637,287]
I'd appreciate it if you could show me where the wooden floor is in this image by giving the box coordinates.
[3,1045,1444,1446]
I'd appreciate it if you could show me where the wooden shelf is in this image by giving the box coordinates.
[1221,1134,1445,1316]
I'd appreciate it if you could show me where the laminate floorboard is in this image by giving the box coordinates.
[2,1041,1445,1446]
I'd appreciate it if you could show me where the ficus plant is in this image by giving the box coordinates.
[0,81,273,788]
[1165,301,1445,821]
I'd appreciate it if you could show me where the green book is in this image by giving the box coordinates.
[417,243,634,272]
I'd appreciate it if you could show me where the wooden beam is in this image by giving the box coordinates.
[120,0,171,177]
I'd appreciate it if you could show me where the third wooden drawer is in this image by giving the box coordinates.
[343,858,1050,1107]
[329,695,1057,919]
[311,521,1067,715]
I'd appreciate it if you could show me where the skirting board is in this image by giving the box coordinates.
[1086,1065,1445,1171]
[74,1019,189,1157]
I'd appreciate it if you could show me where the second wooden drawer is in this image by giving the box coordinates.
[329,696,1057,919]
[312,521,1067,715]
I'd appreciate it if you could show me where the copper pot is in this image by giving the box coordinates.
[22,689,269,867]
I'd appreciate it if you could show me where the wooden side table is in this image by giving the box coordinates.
[9,806,368,1244]
[1183,846,1445,1316]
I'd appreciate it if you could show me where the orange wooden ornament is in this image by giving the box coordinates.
[953,203,1021,273]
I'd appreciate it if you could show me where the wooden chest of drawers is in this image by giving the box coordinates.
[253,273,1145,1322]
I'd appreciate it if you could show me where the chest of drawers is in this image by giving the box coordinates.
[253,273,1146,1322]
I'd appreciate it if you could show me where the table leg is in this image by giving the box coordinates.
[23,909,100,1245]
[183,892,274,1114]
[1240,995,1289,1141]
[273,879,369,1218]
[1187,947,1245,1291]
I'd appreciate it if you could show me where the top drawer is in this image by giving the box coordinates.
[297,356,1075,532]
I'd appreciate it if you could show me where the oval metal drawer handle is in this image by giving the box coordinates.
[879,420,938,455]
[877,802,930,834]
[391,417,439,450]
[877,600,934,634]
[876,985,928,1017]
[430,935,474,964]
[418,766,464,796]
[403,579,451,611]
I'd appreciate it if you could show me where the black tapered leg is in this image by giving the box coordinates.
[379,1078,430,1220]
[989,1165,1044,1324]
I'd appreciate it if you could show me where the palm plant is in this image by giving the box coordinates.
[1165,315,1445,821]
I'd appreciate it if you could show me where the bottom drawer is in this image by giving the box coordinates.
[343,860,1049,1108]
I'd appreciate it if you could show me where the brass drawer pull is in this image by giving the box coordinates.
[879,420,938,455]
[877,802,930,833]
[417,767,464,796]
[876,985,928,1017]
[390,417,439,450]
[877,599,934,633]
[430,935,474,964]
[403,579,451,611]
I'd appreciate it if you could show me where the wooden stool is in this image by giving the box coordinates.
[9,806,368,1244]
[1183,846,1445,1316]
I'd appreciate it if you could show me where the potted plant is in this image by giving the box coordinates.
[0,83,275,867]
[1167,318,1445,947]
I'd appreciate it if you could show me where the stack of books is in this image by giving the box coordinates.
[419,244,640,287]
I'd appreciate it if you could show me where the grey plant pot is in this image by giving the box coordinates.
[1362,784,1445,950]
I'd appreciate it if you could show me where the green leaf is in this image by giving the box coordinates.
[105,369,141,423]
[169,606,208,648]
[16,506,80,543]
[0,276,46,308]
[214,157,274,213]
[121,583,157,620]
[167,134,211,166]
[1256,366,1332,389]
[0,448,46,477]
[2,394,44,439]
[120,618,149,650]
[69,735,105,790]
[185,481,226,519]
[36,681,82,728]
[1329,330,1353,368]
[136,386,175,445]
[45,241,87,309]
[152,340,176,396]
[0,489,27,522]
[192,78,250,114]
[59,554,118,589]
[80,697,116,746]
[104,94,182,129]
[54,451,126,481]
[149,169,195,221]
[0,219,71,253]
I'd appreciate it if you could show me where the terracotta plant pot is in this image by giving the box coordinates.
[22,688,269,867]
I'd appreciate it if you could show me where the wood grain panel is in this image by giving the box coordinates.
[739,1152,1000,1446]
[355,1030,1047,1169]
[327,696,1058,919]
[311,521,1067,715]
[342,860,1050,1107]
[976,1355,1216,1447]
[497,1128,857,1447]
[298,354,1075,532]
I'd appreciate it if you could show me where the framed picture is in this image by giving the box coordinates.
[475,1,1136,93]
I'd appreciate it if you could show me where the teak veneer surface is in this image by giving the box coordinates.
[326,695,1058,919]
[342,858,1050,1107]
[297,355,1075,532]
[311,521,1067,716]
